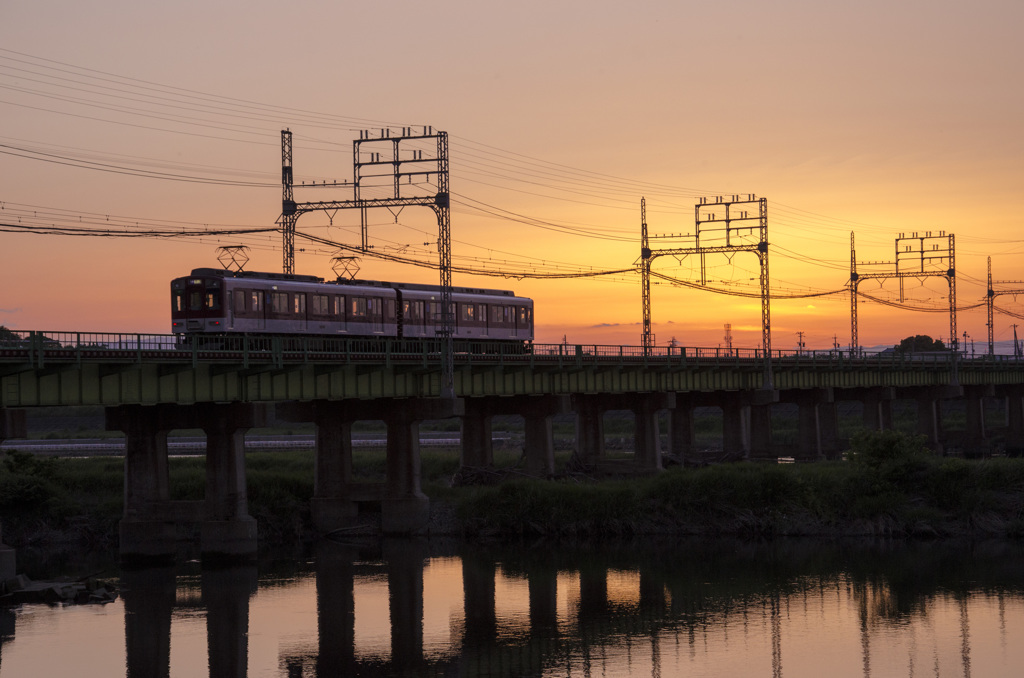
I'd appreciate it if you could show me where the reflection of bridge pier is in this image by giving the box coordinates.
[314,541,358,675]
[123,565,175,678]
[106,403,265,564]
[122,563,257,678]
[204,565,258,678]
[385,539,428,671]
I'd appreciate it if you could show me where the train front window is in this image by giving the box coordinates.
[189,292,203,311]
[173,291,184,313]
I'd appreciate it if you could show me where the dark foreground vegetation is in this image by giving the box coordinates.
[3,430,1024,555]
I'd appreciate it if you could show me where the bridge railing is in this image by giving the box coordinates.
[2,330,1023,370]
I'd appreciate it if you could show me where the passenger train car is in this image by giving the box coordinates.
[171,268,534,343]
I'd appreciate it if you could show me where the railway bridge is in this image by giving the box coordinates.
[4,331,1024,561]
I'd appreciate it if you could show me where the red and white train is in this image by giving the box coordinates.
[170,268,534,342]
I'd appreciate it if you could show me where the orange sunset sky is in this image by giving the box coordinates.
[2,1,1023,352]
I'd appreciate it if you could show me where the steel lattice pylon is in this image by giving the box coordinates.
[277,127,455,397]
[849,231,957,354]
[637,195,772,389]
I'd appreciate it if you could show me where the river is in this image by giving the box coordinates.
[1,538,1022,677]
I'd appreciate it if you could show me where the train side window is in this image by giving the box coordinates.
[384,299,395,320]
[460,304,473,322]
[294,294,306,315]
[271,292,289,314]
[351,297,367,318]
[233,290,245,313]
[311,294,327,315]
[333,295,343,317]
[251,291,263,312]
[414,301,424,322]
[367,297,382,319]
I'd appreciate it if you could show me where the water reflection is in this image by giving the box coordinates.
[3,539,1024,676]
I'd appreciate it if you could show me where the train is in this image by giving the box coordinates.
[170,268,534,343]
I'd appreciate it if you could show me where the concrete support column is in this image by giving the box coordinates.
[573,395,605,464]
[107,404,175,562]
[383,398,463,534]
[963,385,991,457]
[312,406,357,531]
[781,389,832,461]
[632,393,673,471]
[818,401,841,460]
[203,565,258,678]
[669,394,697,463]
[748,404,773,460]
[521,396,570,476]
[1004,388,1024,457]
[858,387,895,432]
[901,386,960,455]
[721,394,750,459]
[199,404,261,560]
[460,408,493,468]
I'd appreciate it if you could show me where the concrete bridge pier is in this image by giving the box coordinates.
[1000,386,1024,457]
[780,389,834,461]
[572,393,673,471]
[107,405,175,562]
[108,403,266,563]
[963,385,993,457]
[745,390,779,461]
[459,395,570,475]
[857,387,896,432]
[384,398,463,534]
[276,400,361,535]
[904,386,962,455]
[669,393,697,463]
[522,395,571,475]
[199,404,262,560]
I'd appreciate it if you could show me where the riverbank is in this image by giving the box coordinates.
[2,430,1024,553]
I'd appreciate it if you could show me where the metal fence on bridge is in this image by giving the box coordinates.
[0,329,1014,372]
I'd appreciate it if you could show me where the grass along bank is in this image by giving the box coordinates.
[3,430,1024,551]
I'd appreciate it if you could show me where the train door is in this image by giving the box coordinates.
[251,290,266,331]
[369,297,384,334]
